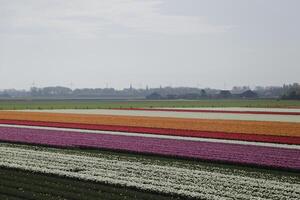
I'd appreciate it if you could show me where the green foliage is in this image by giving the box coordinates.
[0,99,300,110]
[281,83,300,100]
[0,167,183,200]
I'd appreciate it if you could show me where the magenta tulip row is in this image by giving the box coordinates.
[0,126,299,170]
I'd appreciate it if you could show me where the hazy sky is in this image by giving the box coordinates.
[0,0,299,90]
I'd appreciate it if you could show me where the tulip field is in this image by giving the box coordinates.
[0,105,299,199]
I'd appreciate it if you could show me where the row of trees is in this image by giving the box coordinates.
[28,86,211,98]
[0,83,299,100]
[281,83,300,100]
[146,89,258,100]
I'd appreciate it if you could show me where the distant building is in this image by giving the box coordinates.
[179,93,200,99]
[146,92,162,100]
[218,90,232,98]
[166,94,178,99]
[239,90,258,99]
[0,93,10,98]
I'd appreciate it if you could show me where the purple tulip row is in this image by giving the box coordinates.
[0,126,299,170]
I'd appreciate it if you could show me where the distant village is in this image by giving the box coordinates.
[0,83,299,100]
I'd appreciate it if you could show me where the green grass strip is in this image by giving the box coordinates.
[1,99,300,110]
[0,167,183,200]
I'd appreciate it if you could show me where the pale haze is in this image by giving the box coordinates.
[0,0,299,90]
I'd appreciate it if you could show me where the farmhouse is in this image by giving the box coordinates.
[218,90,232,98]
[239,90,258,98]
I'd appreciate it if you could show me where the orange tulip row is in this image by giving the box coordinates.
[0,111,299,137]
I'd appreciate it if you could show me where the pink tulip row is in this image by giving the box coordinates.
[0,126,299,171]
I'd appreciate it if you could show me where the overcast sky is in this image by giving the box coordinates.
[0,0,299,90]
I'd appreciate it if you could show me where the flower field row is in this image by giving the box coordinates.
[0,143,299,199]
[20,109,300,122]
[0,126,299,170]
[117,107,300,115]
[160,107,300,112]
[1,119,299,144]
[0,107,299,199]
[1,124,298,149]
[0,111,300,136]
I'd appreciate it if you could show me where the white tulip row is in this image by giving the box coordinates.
[0,144,299,199]
[21,109,300,122]
[153,107,300,113]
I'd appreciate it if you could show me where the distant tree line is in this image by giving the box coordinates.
[0,83,299,100]
[146,89,258,100]
[281,83,300,100]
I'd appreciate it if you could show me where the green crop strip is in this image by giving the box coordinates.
[1,99,300,110]
[0,167,183,200]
